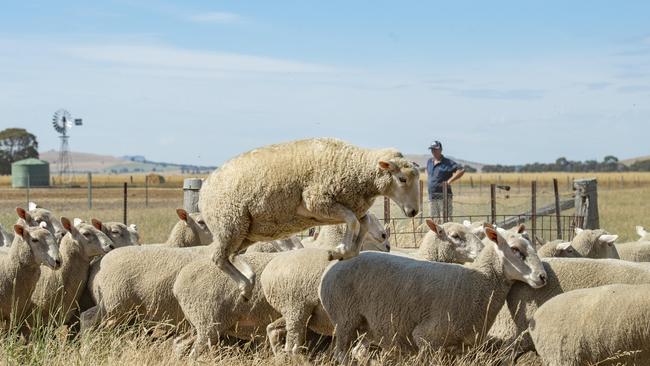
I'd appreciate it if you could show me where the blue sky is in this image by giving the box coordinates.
[1,1,649,165]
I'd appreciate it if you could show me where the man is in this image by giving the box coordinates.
[426,140,464,221]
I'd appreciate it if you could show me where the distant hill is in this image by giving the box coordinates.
[39,150,216,174]
[620,155,650,167]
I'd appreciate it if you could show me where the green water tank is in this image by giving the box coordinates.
[11,158,50,188]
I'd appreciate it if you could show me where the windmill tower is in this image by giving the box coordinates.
[52,109,83,184]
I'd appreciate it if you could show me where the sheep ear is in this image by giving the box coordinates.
[91,218,103,230]
[176,209,188,222]
[516,224,526,234]
[28,202,38,211]
[485,227,499,243]
[636,226,647,238]
[575,227,583,235]
[599,234,618,244]
[14,224,26,238]
[425,219,441,235]
[16,207,28,220]
[378,160,399,173]
[129,224,138,232]
[556,242,572,250]
[73,218,84,227]
[60,217,72,232]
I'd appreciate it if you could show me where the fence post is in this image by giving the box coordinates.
[553,178,561,239]
[26,175,30,209]
[479,176,482,193]
[384,196,391,238]
[419,180,424,224]
[531,181,537,243]
[183,178,203,213]
[87,172,92,209]
[123,182,128,225]
[145,177,149,208]
[470,176,474,189]
[490,183,496,225]
[442,182,449,222]
[574,178,599,229]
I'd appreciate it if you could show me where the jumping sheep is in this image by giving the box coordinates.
[318,226,547,362]
[0,223,61,332]
[530,283,650,366]
[487,257,650,357]
[30,218,113,327]
[198,138,420,299]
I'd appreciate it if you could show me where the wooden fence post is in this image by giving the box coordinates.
[183,178,203,213]
[490,184,496,224]
[442,182,449,222]
[87,172,92,209]
[553,178,561,239]
[574,178,599,229]
[531,181,537,242]
[145,178,149,208]
[123,182,127,225]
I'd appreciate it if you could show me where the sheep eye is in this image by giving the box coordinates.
[111,230,120,235]
[83,232,92,237]
[451,233,460,239]
[512,247,525,259]
[31,238,39,243]
[198,220,206,226]
[398,177,407,183]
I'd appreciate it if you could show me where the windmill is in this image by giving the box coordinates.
[52,109,83,184]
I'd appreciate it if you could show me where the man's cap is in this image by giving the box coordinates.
[429,140,442,150]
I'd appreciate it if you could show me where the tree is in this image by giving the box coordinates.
[0,128,39,175]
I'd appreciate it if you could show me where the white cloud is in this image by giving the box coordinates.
[188,11,244,24]
[63,44,335,74]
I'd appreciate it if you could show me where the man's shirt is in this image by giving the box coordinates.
[426,156,460,199]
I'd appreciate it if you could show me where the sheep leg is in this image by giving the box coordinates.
[332,317,363,364]
[210,213,254,300]
[284,306,314,354]
[266,317,287,355]
[80,305,103,332]
[318,204,360,260]
[231,253,255,284]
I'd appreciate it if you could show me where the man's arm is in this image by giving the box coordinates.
[447,168,465,185]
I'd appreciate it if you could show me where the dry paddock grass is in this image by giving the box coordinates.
[0,172,649,365]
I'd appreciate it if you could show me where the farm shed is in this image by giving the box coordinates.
[11,158,50,188]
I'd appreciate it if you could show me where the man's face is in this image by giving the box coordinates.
[432,148,442,159]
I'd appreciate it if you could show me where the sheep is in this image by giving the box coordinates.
[302,212,390,252]
[536,240,579,258]
[261,218,482,356]
[199,138,420,299]
[530,283,650,366]
[569,227,619,258]
[80,209,211,327]
[173,212,391,357]
[318,225,546,362]
[172,252,280,358]
[90,219,140,247]
[487,257,650,357]
[29,218,113,327]
[164,209,212,247]
[392,220,484,263]
[17,202,67,243]
[0,223,61,332]
[612,226,650,262]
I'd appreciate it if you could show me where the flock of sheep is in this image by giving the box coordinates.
[1,137,650,366]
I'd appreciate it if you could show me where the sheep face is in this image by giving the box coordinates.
[573,228,619,258]
[188,212,213,245]
[93,220,140,247]
[361,213,390,252]
[487,227,547,288]
[378,160,420,218]
[14,224,61,270]
[63,218,114,257]
[426,220,485,262]
[553,241,580,257]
